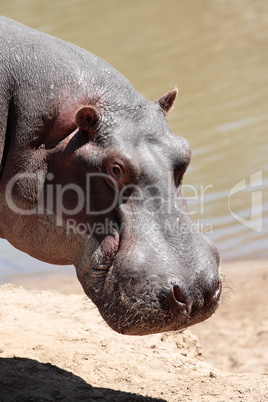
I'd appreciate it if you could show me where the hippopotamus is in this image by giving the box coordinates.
[0,16,222,335]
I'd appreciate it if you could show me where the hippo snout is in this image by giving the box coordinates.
[84,241,222,336]
[76,199,222,335]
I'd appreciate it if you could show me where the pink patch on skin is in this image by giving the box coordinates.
[100,228,120,264]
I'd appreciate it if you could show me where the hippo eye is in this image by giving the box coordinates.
[105,161,126,191]
[112,164,123,180]
[103,155,139,195]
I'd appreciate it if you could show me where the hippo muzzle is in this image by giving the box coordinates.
[76,192,222,335]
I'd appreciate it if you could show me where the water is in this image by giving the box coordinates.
[0,0,267,281]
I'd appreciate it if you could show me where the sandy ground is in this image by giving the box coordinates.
[0,260,267,401]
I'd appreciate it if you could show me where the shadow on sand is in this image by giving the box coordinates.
[0,357,166,402]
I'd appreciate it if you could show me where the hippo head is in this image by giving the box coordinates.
[65,88,222,335]
[2,87,221,335]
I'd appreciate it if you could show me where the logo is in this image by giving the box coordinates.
[228,171,263,232]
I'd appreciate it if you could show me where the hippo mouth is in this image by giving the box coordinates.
[89,240,223,335]
[99,273,222,335]
[76,212,222,336]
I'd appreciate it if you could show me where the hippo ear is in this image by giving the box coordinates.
[156,87,178,114]
[75,105,100,132]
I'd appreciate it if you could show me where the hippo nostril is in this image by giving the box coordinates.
[203,278,222,306]
[172,285,192,315]
[212,280,222,301]
[173,284,187,304]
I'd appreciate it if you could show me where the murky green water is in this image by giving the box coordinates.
[0,0,267,279]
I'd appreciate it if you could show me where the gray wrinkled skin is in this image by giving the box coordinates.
[0,17,222,335]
